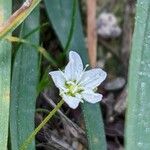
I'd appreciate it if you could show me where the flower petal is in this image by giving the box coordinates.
[65,51,83,81]
[62,94,80,109]
[80,68,107,89]
[81,90,103,103]
[49,71,65,90]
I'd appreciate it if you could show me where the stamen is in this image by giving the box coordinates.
[80,99,84,103]
[72,86,78,93]
[82,64,89,73]
[67,80,75,85]
[85,64,89,68]
[76,64,89,84]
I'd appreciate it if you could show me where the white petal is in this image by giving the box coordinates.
[81,90,103,104]
[65,51,83,81]
[49,71,65,90]
[62,94,80,109]
[80,68,107,89]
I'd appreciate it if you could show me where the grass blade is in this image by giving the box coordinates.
[6,36,58,67]
[126,1,150,149]
[0,0,12,149]
[0,0,41,39]
[44,0,107,149]
[10,6,39,150]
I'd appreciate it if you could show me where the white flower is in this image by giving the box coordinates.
[49,51,107,109]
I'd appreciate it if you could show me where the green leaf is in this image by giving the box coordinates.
[10,6,39,150]
[0,0,12,149]
[6,36,58,67]
[44,0,107,149]
[37,66,51,94]
[126,1,150,150]
[0,0,41,39]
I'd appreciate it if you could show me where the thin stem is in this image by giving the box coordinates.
[19,99,64,150]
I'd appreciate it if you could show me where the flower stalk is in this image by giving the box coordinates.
[19,99,64,150]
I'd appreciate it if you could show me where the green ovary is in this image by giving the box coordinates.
[65,81,84,97]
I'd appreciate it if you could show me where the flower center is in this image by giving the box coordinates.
[65,80,84,97]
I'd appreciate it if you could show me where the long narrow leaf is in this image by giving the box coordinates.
[0,0,41,39]
[126,1,150,149]
[44,0,107,149]
[10,6,39,150]
[0,0,12,149]
[6,36,58,66]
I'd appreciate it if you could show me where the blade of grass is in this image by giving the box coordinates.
[63,0,77,54]
[0,0,12,149]
[0,0,41,39]
[10,6,39,150]
[6,36,58,67]
[23,22,49,38]
[126,1,150,149]
[14,22,49,50]
[44,0,107,149]
[37,65,51,94]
